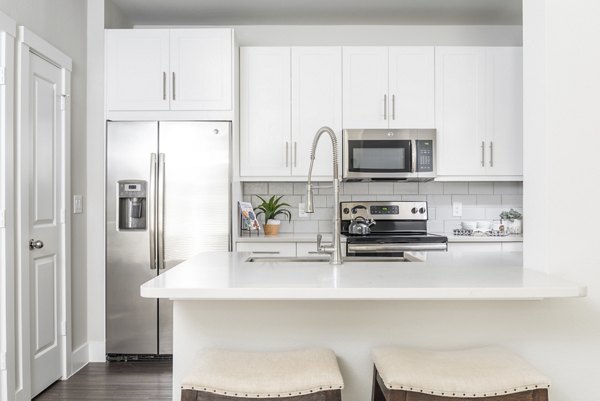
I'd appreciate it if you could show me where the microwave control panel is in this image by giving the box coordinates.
[416,140,434,172]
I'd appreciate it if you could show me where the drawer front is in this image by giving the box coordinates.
[236,242,296,257]
[448,243,502,253]
[502,242,523,252]
[296,242,323,257]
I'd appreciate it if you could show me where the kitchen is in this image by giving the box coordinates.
[0,1,597,399]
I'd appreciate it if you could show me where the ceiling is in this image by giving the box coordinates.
[109,0,522,26]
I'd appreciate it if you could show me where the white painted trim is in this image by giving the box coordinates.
[69,343,89,377]
[88,341,106,363]
[17,27,72,71]
[15,28,73,400]
[0,29,15,401]
[0,11,16,37]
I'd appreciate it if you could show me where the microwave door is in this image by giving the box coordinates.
[347,139,412,179]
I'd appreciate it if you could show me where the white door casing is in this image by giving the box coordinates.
[16,27,72,401]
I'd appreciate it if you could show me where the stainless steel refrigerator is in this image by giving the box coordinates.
[106,121,231,358]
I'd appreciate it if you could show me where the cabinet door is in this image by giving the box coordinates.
[291,47,342,177]
[486,47,523,176]
[342,47,389,129]
[388,47,435,128]
[240,48,291,177]
[435,47,487,176]
[106,29,170,111]
[170,29,232,111]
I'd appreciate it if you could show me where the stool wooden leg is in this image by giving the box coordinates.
[532,389,549,401]
[372,366,386,401]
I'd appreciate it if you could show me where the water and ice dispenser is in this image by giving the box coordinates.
[118,180,147,230]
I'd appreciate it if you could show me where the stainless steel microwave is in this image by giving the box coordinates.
[342,129,436,181]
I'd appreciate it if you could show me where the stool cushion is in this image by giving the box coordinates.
[373,346,551,398]
[181,348,344,398]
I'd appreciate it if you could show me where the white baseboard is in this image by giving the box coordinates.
[88,340,105,362]
[70,343,89,377]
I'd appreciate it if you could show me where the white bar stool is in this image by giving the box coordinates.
[372,346,550,401]
[181,348,344,401]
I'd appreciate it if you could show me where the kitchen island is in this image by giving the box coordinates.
[141,251,585,401]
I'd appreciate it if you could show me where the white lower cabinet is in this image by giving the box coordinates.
[236,242,296,257]
[448,242,522,253]
[296,242,322,257]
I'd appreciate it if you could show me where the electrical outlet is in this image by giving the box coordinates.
[73,195,83,214]
[298,203,308,217]
[452,202,462,217]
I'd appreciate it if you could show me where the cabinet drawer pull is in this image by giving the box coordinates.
[162,72,166,100]
[293,142,297,167]
[489,141,494,167]
[172,72,176,100]
[392,94,396,120]
[285,142,289,167]
[252,251,280,254]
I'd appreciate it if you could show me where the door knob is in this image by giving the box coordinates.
[29,239,44,250]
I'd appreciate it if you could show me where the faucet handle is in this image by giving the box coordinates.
[317,234,323,250]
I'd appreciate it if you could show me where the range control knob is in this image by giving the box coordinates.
[411,207,418,214]
[419,207,427,214]
[343,208,350,215]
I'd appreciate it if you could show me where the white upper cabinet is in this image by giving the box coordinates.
[106,29,170,111]
[435,47,523,179]
[388,47,435,128]
[291,47,342,177]
[435,47,487,176]
[170,29,232,110]
[343,47,435,129]
[240,47,291,177]
[240,47,342,179]
[342,47,389,129]
[486,47,523,176]
[106,29,232,112]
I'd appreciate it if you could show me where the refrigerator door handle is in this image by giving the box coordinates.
[158,153,166,269]
[149,153,157,270]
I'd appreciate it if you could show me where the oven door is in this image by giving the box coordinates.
[343,130,416,180]
[346,242,448,257]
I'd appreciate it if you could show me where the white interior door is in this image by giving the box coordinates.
[27,53,64,398]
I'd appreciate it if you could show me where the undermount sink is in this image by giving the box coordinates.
[245,256,414,263]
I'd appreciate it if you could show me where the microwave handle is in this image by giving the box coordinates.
[411,140,417,173]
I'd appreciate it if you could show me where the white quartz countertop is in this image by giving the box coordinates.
[235,233,523,243]
[141,251,584,301]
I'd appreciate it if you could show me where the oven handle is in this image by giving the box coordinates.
[411,140,417,173]
[347,243,448,253]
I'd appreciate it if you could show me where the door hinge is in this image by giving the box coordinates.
[60,321,67,336]
[0,351,6,370]
[0,209,5,228]
[60,93,69,111]
[0,67,5,85]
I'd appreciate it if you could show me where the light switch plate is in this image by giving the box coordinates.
[298,203,308,217]
[452,202,462,217]
[73,195,83,214]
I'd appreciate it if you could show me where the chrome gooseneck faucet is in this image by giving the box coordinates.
[306,126,343,265]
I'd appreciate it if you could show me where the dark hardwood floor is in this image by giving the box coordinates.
[33,361,172,401]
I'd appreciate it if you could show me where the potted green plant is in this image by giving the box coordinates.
[254,195,292,236]
[499,208,523,234]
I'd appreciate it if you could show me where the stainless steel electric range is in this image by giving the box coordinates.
[340,201,448,258]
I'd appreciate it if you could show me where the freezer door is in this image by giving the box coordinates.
[157,121,231,354]
[106,121,159,355]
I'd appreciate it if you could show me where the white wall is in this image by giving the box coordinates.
[0,0,88,356]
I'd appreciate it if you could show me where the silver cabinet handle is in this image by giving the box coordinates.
[489,141,494,167]
[252,251,280,255]
[481,141,485,167]
[158,153,165,269]
[162,72,166,100]
[172,72,176,100]
[392,94,396,120]
[29,239,44,250]
[149,153,157,269]
[383,94,387,120]
[285,142,289,167]
[293,142,297,167]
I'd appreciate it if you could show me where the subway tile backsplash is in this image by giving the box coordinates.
[242,181,523,234]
